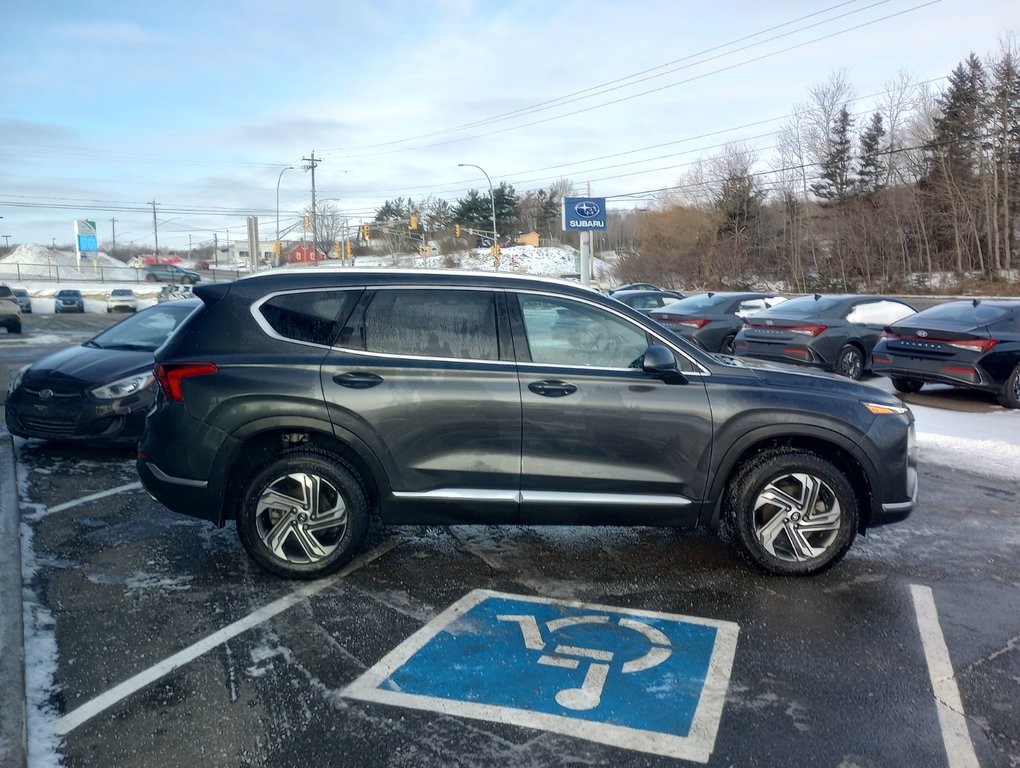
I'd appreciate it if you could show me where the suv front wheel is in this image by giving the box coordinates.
[236,450,369,579]
[725,450,858,576]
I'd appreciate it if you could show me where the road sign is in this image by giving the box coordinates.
[562,197,607,231]
[343,589,739,762]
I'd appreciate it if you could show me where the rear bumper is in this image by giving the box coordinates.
[735,339,831,369]
[871,357,999,392]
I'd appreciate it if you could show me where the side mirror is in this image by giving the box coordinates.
[642,345,688,383]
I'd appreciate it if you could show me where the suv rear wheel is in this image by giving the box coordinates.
[725,450,858,576]
[236,450,369,579]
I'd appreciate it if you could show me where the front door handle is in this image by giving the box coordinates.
[333,372,384,389]
[528,380,578,397]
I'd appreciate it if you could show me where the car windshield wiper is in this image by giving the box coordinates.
[82,339,103,348]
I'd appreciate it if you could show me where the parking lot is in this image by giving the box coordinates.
[4,312,1020,767]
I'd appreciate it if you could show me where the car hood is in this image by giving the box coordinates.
[22,344,154,386]
[737,356,896,402]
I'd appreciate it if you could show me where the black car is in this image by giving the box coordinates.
[734,294,916,379]
[610,282,661,294]
[6,301,199,443]
[871,299,1020,408]
[137,269,916,580]
[54,288,85,313]
[650,292,787,354]
[610,289,686,314]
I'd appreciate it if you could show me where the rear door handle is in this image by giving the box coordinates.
[332,372,384,389]
[528,380,578,397]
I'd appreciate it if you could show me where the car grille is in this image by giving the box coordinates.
[16,417,78,436]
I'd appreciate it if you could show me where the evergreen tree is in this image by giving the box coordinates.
[811,107,854,205]
[855,112,886,198]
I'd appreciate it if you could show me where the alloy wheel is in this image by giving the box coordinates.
[254,472,348,565]
[752,472,842,563]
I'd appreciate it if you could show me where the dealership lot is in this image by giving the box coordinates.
[4,311,1019,767]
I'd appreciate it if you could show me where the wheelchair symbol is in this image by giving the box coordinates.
[497,613,672,711]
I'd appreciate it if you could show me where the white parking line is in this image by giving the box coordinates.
[910,584,980,768]
[45,482,143,516]
[53,536,402,736]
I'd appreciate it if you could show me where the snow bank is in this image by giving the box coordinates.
[0,244,141,282]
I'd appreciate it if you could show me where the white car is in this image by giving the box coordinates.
[107,288,139,313]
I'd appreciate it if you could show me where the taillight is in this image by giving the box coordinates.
[944,338,997,353]
[154,362,218,402]
[787,325,828,337]
[675,318,710,329]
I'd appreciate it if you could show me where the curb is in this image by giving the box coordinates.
[0,433,26,768]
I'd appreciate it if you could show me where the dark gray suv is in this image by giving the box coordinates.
[137,270,917,579]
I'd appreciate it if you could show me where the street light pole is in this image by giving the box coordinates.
[276,166,295,249]
[458,163,498,265]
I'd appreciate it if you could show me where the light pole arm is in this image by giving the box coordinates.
[458,163,498,249]
[276,166,295,245]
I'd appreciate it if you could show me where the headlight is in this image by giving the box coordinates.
[90,372,154,400]
[862,400,909,415]
[8,365,28,394]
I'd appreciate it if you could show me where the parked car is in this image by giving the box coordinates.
[871,299,1020,408]
[650,292,787,354]
[12,288,32,313]
[610,282,662,294]
[54,288,85,313]
[156,284,195,303]
[107,288,139,313]
[734,294,916,379]
[137,269,916,580]
[610,289,686,314]
[143,263,201,284]
[0,285,23,334]
[6,300,200,443]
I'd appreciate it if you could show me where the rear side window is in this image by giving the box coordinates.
[259,290,361,346]
[845,300,915,325]
[350,289,499,360]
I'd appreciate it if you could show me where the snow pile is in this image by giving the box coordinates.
[356,245,613,281]
[0,244,140,281]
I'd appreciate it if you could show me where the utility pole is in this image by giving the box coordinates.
[150,200,159,255]
[110,218,117,251]
[302,152,321,257]
[213,233,219,266]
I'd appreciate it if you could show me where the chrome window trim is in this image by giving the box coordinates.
[250,284,709,375]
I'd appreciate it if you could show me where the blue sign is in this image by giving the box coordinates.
[77,234,98,252]
[343,590,738,761]
[563,197,608,231]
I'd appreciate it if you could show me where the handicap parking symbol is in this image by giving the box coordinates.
[342,590,739,762]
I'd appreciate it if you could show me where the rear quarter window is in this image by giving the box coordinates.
[258,289,361,346]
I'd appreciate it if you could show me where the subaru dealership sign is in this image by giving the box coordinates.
[562,197,607,231]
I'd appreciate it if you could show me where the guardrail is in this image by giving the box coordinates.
[0,262,244,284]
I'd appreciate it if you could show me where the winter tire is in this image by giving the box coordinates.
[891,377,924,394]
[997,364,1020,409]
[834,344,864,380]
[236,450,369,579]
[725,450,858,576]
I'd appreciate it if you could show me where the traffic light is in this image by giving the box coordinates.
[454,223,461,238]
[273,241,282,254]
[410,214,418,230]
[362,222,370,239]
[334,240,341,258]
[345,241,352,259]
[303,215,310,229]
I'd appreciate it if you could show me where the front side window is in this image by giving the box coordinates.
[354,289,499,361]
[259,289,361,346]
[517,293,650,368]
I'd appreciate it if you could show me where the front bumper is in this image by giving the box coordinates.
[5,386,153,443]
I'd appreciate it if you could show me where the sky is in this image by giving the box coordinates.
[0,0,1017,253]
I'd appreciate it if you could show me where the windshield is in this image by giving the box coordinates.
[90,303,197,351]
[758,295,843,316]
[57,290,81,297]
[112,289,134,296]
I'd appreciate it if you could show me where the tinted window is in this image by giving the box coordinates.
[661,293,733,312]
[260,290,360,346]
[92,303,196,350]
[518,294,650,368]
[357,289,499,360]
[760,295,843,316]
[903,301,1012,326]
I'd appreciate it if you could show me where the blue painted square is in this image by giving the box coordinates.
[344,589,739,759]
